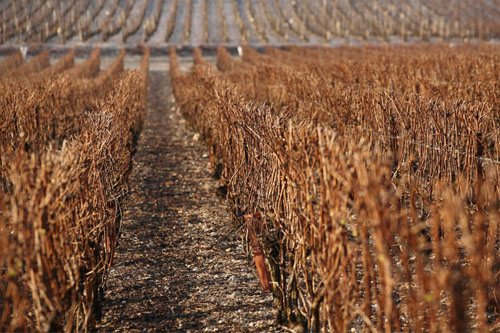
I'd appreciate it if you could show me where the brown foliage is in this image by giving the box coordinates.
[0,48,149,331]
[172,44,500,331]
[0,50,23,75]
[3,49,49,78]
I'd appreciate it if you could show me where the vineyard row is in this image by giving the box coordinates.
[0,47,149,331]
[1,0,500,45]
[170,44,500,331]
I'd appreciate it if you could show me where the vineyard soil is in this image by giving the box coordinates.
[96,70,277,331]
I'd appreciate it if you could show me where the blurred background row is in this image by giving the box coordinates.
[1,0,500,47]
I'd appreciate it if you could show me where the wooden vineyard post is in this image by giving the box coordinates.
[244,213,271,293]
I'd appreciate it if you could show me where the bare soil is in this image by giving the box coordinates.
[96,71,278,332]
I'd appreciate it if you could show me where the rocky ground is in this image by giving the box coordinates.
[96,70,279,332]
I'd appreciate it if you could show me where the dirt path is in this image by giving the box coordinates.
[96,71,277,332]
